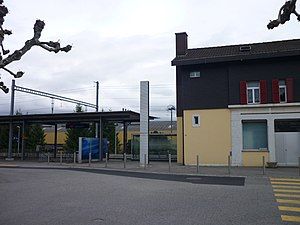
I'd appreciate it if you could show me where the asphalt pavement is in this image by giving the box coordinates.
[0,166,285,225]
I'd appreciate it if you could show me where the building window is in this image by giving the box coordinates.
[192,115,200,127]
[247,81,260,104]
[279,80,287,103]
[242,121,268,149]
[190,71,200,78]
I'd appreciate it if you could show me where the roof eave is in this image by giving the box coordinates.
[171,50,300,66]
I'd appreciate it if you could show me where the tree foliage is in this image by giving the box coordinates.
[0,124,9,150]
[103,121,116,154]
[26,124,46,152]
[64,105,93,152]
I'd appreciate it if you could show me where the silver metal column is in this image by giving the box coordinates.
[21,121,25,160]
[140,81,149,166]
[99,117,103,161]
[7,79,15,160]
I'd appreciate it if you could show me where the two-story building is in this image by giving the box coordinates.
[172,32,300,166]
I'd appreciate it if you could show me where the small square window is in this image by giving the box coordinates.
[192,115,200,127]
[190,71,200,78]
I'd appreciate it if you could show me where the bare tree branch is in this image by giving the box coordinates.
[268,0,300,29]
[0,1,72,93]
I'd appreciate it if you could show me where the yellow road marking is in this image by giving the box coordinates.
[279,206,300,212]
[274,189,300,193]
[271,182,300,186]
[281,215,300,222]
[271,178,300,182]
[277,199,300,204]
[272,185,300,189]
[275,193,300,198]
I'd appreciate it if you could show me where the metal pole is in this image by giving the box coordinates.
[298,157,300,176]
[169,153,171,172]
[7,79,15,160]
[17,126,20,157]
[228,155,231,175]
[105,153,108,168]
[114,124,117,154]
[170,109,173,134]
[73,152,76,164]
[60,151,62,165]
[144,154,147,170]
[95,81,99,112]
[95,81,99,138]
[48,152,50,164]
[197,155,199,173]
[51,98,54,114]
[262,156,265,175]
[54,124,58,158]
[89,152,91,167]
[124,153,127,168]
[89,152,92,166]
[21,121,25,160]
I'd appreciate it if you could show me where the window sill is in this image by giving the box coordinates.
[242,149,269,152]
[229,102,300,109]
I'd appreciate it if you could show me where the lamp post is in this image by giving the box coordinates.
[167,105,176,134]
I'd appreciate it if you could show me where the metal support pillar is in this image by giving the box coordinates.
[7,79,15,160]
[123,122,127,155]
[99,117,103,161]
[95,81,99,138]
[54,124,58,158]
[21,121,25,160]
[114,123,117,154]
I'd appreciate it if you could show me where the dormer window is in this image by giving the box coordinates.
[190,71,200,78]
[247,81,260,104]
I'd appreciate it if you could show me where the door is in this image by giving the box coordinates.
[275,132,300,166]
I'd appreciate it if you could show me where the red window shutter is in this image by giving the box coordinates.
[260,80,267,104]
[286,78,294,103]
[272,79,279,103]
[240,81,247,104]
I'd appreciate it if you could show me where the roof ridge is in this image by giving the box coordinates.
[188,38,300,51]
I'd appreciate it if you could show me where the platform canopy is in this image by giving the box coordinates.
[0,110,155,125]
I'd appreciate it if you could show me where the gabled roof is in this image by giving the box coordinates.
[171,39,300,66]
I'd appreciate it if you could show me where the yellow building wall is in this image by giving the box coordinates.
[117,129,176,145]
[242,151,269,167]
[44,132,67,145]
[183,109,231,165]
[177,117,183,164]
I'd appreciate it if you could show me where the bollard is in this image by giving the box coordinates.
[124,153,127,168]
[47,152,50,165]
[168,154,171,172]
[105,153,108,168]
[228,155,231,176]
[73,152,76,164]
[60,151,62,165]
[144,154,147,170]
[89,152,91,167]
[298,157,300,176]
[262,156,265,175]
[196,155,199,174]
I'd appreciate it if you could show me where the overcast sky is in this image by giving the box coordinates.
[0,0,300,120]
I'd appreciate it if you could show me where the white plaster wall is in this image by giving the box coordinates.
[230,105,300,166]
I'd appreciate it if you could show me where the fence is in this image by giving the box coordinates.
[131,134,177,161]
